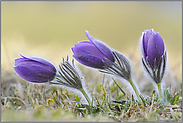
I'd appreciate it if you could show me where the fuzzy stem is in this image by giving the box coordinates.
[128,78,142,103]
[157,83,163,101]
[79,88,91,105]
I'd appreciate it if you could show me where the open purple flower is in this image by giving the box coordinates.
[142,29,165,68]
[71,30,115,69]
[13,54,57,83]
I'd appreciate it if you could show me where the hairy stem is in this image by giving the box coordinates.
[128,78,142,104]
[79,88,91,105]
[157,83,163,101]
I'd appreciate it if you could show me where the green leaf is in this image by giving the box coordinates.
[173,90,181,105]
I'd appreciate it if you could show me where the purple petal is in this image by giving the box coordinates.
[73,54,105,69]
[15,58,43,67]
[71,41,92,54]
[19,54,56,73]
[142,29,154,58]
[13,54,57,82]
[72,41,107,59]
[13,64,56,82]
[85,30,115,62]
[15,58,29,66]
[147,32,165,66]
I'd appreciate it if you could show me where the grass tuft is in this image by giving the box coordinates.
[1,64,182,122]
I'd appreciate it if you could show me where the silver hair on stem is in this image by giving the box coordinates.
[49,57,83,89]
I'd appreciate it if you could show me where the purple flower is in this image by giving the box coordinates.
[141,29,167,100]
[142,29,165,68]
[13,54,56,83]
[71,30,115,69]
[141,29,167,84]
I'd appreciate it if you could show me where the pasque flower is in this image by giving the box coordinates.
[72,30,142,103]
[13,54,56,83]
[141,29,167,101]
[71,30,115,69]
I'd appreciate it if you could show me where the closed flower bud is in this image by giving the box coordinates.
[142,29,165,68]
[140,29,168,101]
[141,29,167,84]
[71,30,115,69]
[13,54,56,83]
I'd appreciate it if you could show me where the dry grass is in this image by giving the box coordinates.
[1,63,182,122]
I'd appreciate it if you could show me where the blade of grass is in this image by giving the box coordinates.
[112,78,126,96]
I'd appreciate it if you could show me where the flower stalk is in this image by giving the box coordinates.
[100,50,143,103]
[79,88,91,105]
[157,83,163,101]
[128,78,141,102]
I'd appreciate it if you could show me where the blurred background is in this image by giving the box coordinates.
[1,1,182,85]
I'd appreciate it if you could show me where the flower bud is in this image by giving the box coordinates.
[13,54,56,83]
[71,30,115,69]
[142,29,165,68]
[141,29,167,84]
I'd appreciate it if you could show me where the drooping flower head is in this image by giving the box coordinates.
[141,29,165,68]
[72,30,133,81]
[13,54,56,83]
[72,30,140,102]
[71,30,115,69]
